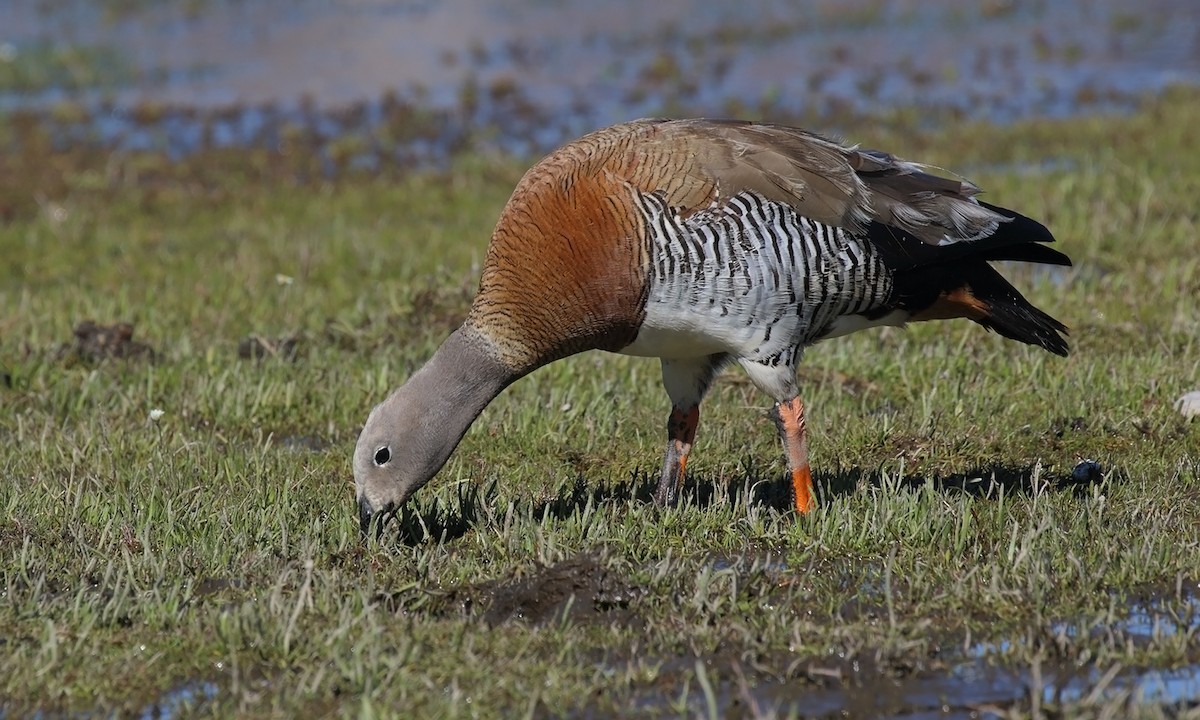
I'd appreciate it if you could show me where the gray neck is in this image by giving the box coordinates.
[393,326,517,482]
[423,326,515,415]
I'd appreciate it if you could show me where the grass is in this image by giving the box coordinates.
[2,90,1199,718]
[0,41,135,94]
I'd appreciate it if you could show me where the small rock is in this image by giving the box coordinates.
[1070,460,1103,485]
[1175,391,1200,420]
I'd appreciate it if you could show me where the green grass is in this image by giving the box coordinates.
[2,91,1199,718]
[0,41,135,94]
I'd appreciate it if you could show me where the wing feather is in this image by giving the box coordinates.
[614,118,1008,245]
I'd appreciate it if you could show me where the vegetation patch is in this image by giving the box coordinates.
[1,92,1199,717]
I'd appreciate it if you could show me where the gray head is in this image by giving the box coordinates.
[353,328,514,538]
[353,389,446,537]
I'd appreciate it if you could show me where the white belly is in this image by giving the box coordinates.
[621,289,804,359]
[620,189,896,363]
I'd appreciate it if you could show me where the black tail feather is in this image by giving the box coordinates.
[868,201,1063,271]
[977,200,1056,244]
[982,242,1071,266]
[963,264,1070,357]
[869,201,1071,357]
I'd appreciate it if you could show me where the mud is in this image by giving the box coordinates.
[757,660,1200,718]
[376,552,645,628]
[753,653,1200,719]
[25,549,1189,717]
[572,580,1200,718]
[56,320,156,364]
[368,540,1200,716]
[371,536,1200,717]
[482,554,645,626]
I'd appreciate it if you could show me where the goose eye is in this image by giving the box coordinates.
[373,446,391,466]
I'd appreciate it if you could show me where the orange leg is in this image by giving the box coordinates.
[771,397,815,513]
[653,405,699,506]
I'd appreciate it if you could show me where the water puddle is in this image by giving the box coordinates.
[6,680,220,720]
[136,681,219,720]
[3,0,1199,165]
[792,662,1200,718]
[600,580,1200,718]
[809,592,1200,716]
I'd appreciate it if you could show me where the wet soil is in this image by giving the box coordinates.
[389,552,1200,718]
[481,553,645,627]
[377,552,646,628]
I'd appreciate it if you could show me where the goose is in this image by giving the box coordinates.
[353,118,1069,535]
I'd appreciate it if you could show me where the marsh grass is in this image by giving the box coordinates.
[1,92,1199,718]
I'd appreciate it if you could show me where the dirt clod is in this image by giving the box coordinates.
[59,321,156,363]
[484,554,644,626]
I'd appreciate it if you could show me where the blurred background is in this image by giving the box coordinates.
[2,0,1198,169]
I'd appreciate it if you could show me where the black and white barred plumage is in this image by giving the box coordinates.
[624,189,900,366]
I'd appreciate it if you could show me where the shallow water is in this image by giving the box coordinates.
[137,681,219,720]
[667,590,1200,717]
[3,0,1199,161]
[6,0,1199,115]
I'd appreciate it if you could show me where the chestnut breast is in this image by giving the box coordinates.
[466,124,660,372]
